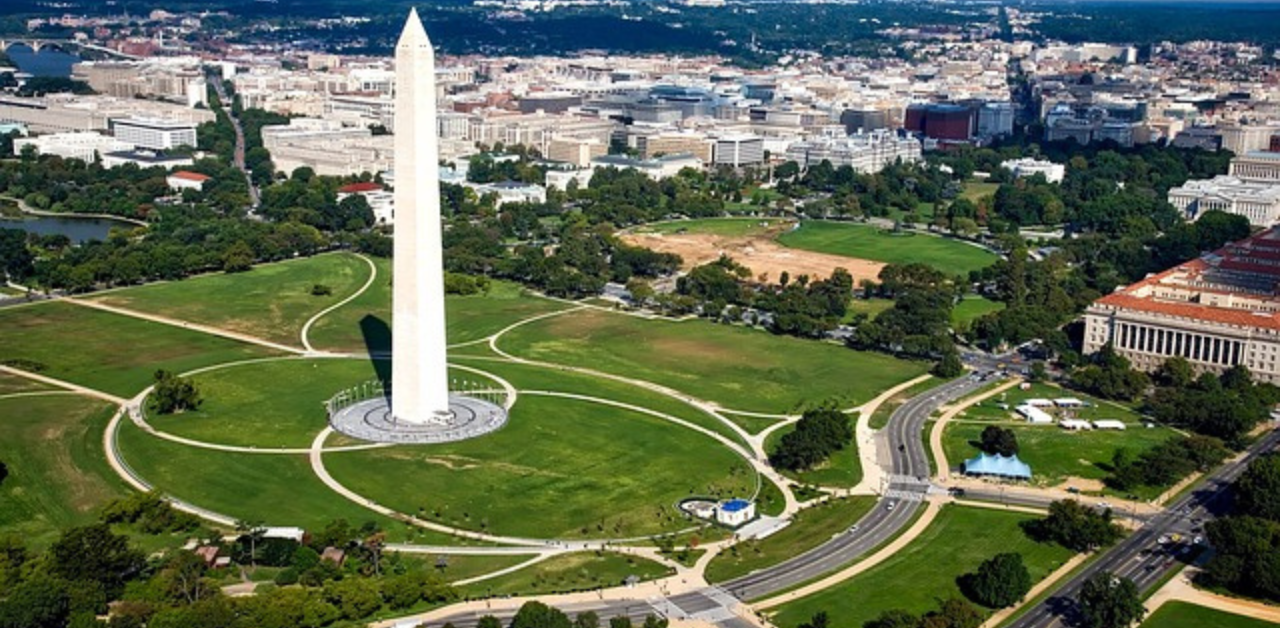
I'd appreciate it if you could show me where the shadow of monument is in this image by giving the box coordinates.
[360,314,392,398]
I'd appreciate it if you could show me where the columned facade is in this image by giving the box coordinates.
[1083,305,1280,384]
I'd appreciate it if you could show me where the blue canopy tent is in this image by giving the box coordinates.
[962,453,1032,480]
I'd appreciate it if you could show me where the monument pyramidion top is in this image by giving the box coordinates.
[397,8,434,52]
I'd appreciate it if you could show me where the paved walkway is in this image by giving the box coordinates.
[66,297,305,355]
[1145,569,1280,624]
[300,253,377,352]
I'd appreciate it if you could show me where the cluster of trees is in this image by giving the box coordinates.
[966,209,1250,352]
[151,370,202,415]
[483,601,668,628]
[861,598,984,628]
[850,263,961,360]
[258,169,377,232]
[775,160,956,222]
[769,408,854,472]
[0,504,461,628]
[1068,346,1150,402]
[1024,500,1123,552]
[671,257,856,338]
[1146,361,1280,447]
[1106,435,1229,493]
[1201,454,1280,602]
[100,492,200,536]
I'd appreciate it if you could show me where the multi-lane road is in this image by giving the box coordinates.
[1007,427,1280,628]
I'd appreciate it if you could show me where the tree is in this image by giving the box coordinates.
[1236,454,1280,523]
[0,461,6,487]
[47,523,144,598]
[151,370,202,414]
[575,611,601,628]
[162,551,212,605]
[510,601,572,628]
[979,426,1019,457]
[221,240,254,273]
[478,617,504,628]
[1078,572,1145,628]
[798,612,830,628]
[0,574,71,628]
[1025,500,1123,552]
[235,519,266,568]
[864,609,921,628]
[1028,361,1047,383]
[770,408,854,471]
[933,350,964,377]
[1154,356,1194,388]
[960,553,1031,608]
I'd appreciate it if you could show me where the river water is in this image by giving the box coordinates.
[6,44,81,77]
[0,215,138,243]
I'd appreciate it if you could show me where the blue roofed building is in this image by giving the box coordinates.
[962,453,1032,481]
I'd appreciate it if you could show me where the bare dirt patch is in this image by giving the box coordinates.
[621,229,886,285]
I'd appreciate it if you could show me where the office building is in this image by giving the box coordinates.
[110,117,198,151]
[1083,227,1280,384]
[712,134,764,167]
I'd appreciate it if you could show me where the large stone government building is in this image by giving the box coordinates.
[1083,227,1280,384]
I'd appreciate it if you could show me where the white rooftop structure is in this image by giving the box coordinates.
[1059,419,1093,431]
[1092,419,1127,430]
[1053,397,1085,407]
[1023,398,1055,407]
[1001,157,1065,184]
[1168,175,1280,227]
[1016,404,1054,424]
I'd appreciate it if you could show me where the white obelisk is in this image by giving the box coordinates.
[392,8,452,424]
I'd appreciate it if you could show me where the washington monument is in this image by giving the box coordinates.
[391,8,451,424]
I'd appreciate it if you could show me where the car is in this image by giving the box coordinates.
[1158,535,1170,545]
[1067,487,1081,494]
[1096,501,1112,510]
[887,501,897,512]
[848,524,860,533]
[1193,536,1204,546]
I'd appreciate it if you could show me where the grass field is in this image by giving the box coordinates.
[638,218,790,237]
[765,421,862,487]
[960,181,1000,204]
[0,371,50,395]
[460,552,672,597]
[953,296,1006,327]
[0,301,278,397]
[777,221,998,276]
[705,497,876,583]
[146,358,500,448]
[1141,601,1278,628]
[87,253,371,347]
[768,506,1075,628]
[323,394,756,539]
[114,420,464,544]
[306,257,568,353]
[943,407,1178,494]
[0,395,129,548]
[845,298,895,322]
[449,356,749,448]
[498,308,928,414]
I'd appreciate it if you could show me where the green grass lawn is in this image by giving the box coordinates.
[961,181,1000,204]
[450,356,748,448]
[405,553,539,584]
[943,421,1178,494]
[705,497,876,583]
[765,421,862,487]
[0,395,129,549]
[870,376,940,430]
[114,420,465,545]
[777,221,998,276]
[845,298,895,322]
[768,505,1075,628]
[721,412,785,436]
[323,394,756,539]
[306,257,568,353]
[0,371,50,395]
[498,308,928,414]
[87,253,371,347]
[638,218,790,237]
[146,357,499,448]
[0,301,279,398]
[952,296,1006,328]
[1141,601,1278,628]
[460,552,672,597]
